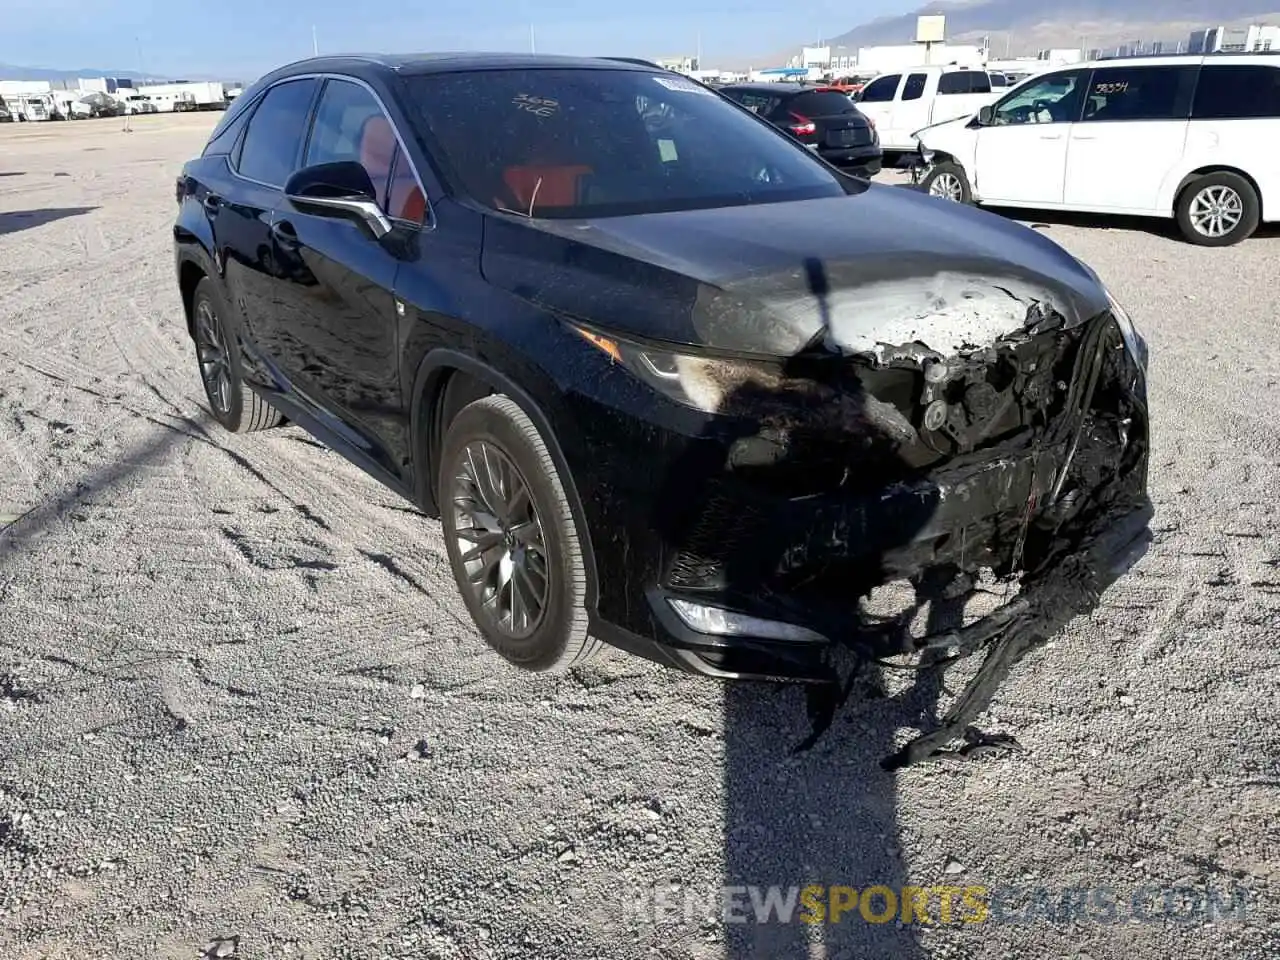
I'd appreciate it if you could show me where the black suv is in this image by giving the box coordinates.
[718,82,882,177]
[173,53,1152,765]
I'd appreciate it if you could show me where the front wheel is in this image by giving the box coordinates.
[439,394,599,672]
[920,161,973,204]
[1176,172,1259,247]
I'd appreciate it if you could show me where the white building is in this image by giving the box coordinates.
[855,43,988,73]
[656,56,699,74]
[801,46,830,69]
[1189,23,1280,53]
[1033,48,1085,65]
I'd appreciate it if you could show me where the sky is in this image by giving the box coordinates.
[0,0,916,80]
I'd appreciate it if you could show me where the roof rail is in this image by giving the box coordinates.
[1095,49,1280,61]
[601,56,665,69]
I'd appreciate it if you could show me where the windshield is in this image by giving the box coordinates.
[402,68,851,219]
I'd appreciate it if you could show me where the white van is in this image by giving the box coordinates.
[913,53,1280,246]
[854,66,1002,155]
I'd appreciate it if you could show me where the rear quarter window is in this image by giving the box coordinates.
[724,90,783,116]
[789,91,857,116]
[202,99,255,156]
[1192,65,1280,119]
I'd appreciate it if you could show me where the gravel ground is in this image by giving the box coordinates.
[1,113,1277,960]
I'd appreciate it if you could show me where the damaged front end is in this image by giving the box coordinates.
[581,276,1153,768]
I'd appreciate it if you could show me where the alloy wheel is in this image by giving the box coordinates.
[929,172,964,202]
[451,440,550,640]
[194,298,232,415]
[1189,185,1243,239]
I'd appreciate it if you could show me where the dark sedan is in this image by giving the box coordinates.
[173,53,1152,766]
[718,82,882,177]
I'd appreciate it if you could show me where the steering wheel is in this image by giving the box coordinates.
[1032,99,1054,122]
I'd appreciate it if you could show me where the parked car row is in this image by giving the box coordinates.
[911,52,1280,246]
[717,82,882,177]
[853,66,1004,156]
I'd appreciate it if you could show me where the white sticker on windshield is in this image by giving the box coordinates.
[652,76,714,96]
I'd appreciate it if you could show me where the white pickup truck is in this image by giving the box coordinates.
[853,67,1003,157]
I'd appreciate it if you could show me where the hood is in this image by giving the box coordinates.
[913,112,975,143]
[480,183,1110,361]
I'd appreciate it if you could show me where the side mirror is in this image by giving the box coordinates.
[284,161,393,240]
[977,105,995,126]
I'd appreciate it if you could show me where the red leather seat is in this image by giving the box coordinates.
[358,115,397,206]
[359,114,427,223]
[502,164,593,212]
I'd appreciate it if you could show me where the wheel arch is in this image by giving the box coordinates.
[177,257,207,340]
[1170,166,1264,220]
[409,349,600,612]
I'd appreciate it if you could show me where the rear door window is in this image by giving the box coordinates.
[724,90,783,116]
[789,91,858,117]
[858,75,901,103]
[1192,65,1280,118]
[938,71,990,95]
[901,73,927,101]
[1080,66,1198,122]
[235,78,319,186]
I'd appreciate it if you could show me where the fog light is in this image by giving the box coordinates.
[667,599,828,643]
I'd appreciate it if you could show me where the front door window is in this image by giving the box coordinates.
[991,71,1088,125]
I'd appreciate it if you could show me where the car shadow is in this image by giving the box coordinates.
[981,205,1280,241]
[0,206,97,236]
[723,675,938,957]
[978,205,1181,239]
[646,256,957,954]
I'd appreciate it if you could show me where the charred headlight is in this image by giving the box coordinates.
[569,323,782,415]
[1105,289,1148,375]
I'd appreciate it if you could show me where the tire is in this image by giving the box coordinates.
[920,160,973,204]
[439,394,600,672]
[191,277,284,433]
[1176,172,1259,247]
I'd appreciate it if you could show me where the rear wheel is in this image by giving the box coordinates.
[191,277,284,433]
[439,394,599,672]
[1176,172,1259,247]
[920,161,973,204]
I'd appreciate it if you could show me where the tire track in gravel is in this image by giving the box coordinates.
[0,211,174,320]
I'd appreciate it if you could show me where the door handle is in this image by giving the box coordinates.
[1038,134,1063,140]
[1073,134,1097,141]
[270,220,299,250]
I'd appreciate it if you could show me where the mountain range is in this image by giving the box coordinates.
[0,63,217,84]
[812,0,1280,58]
